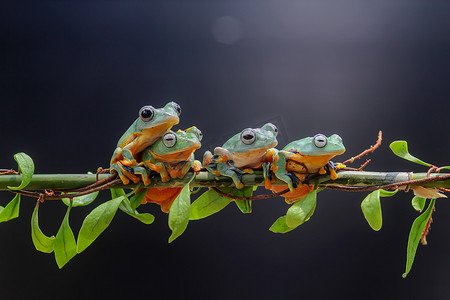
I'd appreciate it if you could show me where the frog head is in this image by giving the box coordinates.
[286,134,345,156]
[136,101,181,136]
[148,126,202,162]
[215,123,278,168]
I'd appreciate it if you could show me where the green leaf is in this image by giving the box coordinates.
[379,189,398,197]
[233,187,253,214]
[130,188,147,211]
[31,201,55,253]
[389,141,431,167]
[217,186,253,214]
[403,199,436,278]
[62,191,99,207]
[269,216,295,233]
[7,152,35,190]
[168,179,193,243]
[126,211,155,224]
[77,196,124,254]
[190,189,232,220]
[361,190,382,231]
[411,196,426,212]
[115,189,155,225]
[53,202,77,268]
[286,190,317,228]
[0,194,21,223]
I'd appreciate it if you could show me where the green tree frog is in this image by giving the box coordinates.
[266,134,345,203]
[203,123,278,189]
[135,127,202,213]
[110,102,181,184]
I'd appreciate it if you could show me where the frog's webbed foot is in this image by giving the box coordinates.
[324,161,339,180]
[111,162,141,185]
[134,165,151,186]
[263,162,274,189]
[202,151,213,167]
[287,172,300,189]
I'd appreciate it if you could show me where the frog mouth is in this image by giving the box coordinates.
[150,143,201,162]
[136,115,179,152]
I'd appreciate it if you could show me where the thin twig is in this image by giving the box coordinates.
[343,131,382,165]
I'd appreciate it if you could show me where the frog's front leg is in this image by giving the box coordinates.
[216,161,245,189]
[134,164,152,186]
[143,161,170,182]
[120,146,138,167]
[262,148,278,189]
[273,150,299,191]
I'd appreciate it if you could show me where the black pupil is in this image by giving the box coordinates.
[176,106,181,114]
[243,134,254,140]
[141,109,153,119]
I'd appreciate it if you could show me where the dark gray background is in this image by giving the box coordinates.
[1,1,449,299]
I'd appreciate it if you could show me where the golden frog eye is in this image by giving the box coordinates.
[139,106,154,122]
[313,134,327,148]
[162,133,177,148]
[240,129,256,145]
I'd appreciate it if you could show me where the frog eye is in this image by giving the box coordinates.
[269,124,279,136]
[195,129,203,141]
[313,134,327,148]
[170,102,182,116]
[240,129,256,145]
[139,106,154,122]
[334,134,343,143]
[162,133,177,148]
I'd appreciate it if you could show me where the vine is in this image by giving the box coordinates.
[0,132,449,279]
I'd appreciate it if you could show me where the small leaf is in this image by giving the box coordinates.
[190,189,232,220]
[379,189,398,197]
[126,212,155,224]
[0,194,21,223]
[53,202,77,268]
[412,186,446,199]
[77,196,124,253]
[411,196,426,212]
[168,178,193,243]
[389,141,431,167]
[31,201,55,253]
[286,190,317,228]
[269,216,295,233]
[115,189,155,225]
[62,191,99,207]
[130,188,147,210]
[233,187,253,214]
[7,152,35,190]
[361,190,382,231]
[403,199,436,278]
[217,186,253,214]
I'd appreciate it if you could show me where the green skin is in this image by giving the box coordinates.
[204,123,278,189]
[134,127,202,185]
[110,102,180,184]
[266,134,345,191]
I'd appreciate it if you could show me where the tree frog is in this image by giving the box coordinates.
[110,102,181,184]
[203,123,278,189]
[266,134,345,203]
[135,127,202,213]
